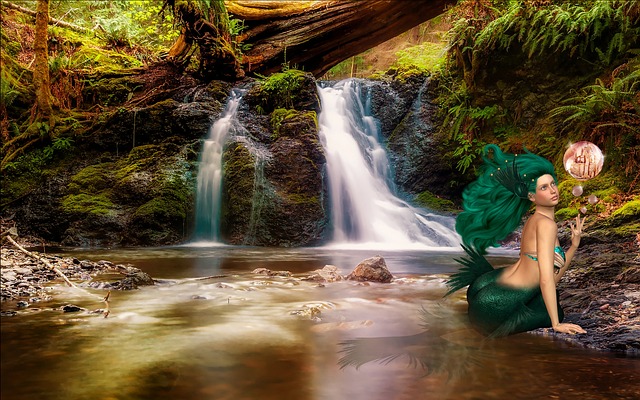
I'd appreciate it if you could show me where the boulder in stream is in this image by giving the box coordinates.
[346,256,394,283]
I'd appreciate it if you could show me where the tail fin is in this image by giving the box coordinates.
[444,245,494,297]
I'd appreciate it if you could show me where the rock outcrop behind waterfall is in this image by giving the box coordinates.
[2,69,445,247]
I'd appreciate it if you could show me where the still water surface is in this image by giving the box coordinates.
[2,246,639,400]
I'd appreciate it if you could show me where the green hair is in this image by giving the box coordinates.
[455,144,556,253]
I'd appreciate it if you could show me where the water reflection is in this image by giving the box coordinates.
[338,305,488,377]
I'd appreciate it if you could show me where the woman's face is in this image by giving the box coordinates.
[530,174,558,206]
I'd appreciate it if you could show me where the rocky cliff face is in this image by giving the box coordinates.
[3,69,450,247]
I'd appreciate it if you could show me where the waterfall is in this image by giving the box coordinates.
[193,92,243,243]
[317,79,459,249]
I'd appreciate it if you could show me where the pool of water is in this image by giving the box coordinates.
[2,246,638,399]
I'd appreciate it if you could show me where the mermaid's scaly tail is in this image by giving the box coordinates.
[444,245,494,297]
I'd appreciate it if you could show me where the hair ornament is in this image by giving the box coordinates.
[493,161,529,199]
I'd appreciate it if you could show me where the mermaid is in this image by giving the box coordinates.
[445,144,587,337]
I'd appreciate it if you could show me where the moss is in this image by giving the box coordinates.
[134,197,186,220]
[257,69,308,111]
[611,199,640,224]
[270,109,317,139]
[67,163,115,194]
[610,223,640,238]
[415,191,459,213]
[285,193,320,206]
[82,75,144,106]
[61,193,115,215]
[556,171,621,211]
[555,207,579,221]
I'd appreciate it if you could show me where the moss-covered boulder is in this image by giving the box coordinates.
[243,69,320,115]
[56,140,198,246]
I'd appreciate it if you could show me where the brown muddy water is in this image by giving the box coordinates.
[1,246,639,400]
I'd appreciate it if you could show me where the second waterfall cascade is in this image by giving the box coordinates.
[193,91,243,243]
[317,79,459,249]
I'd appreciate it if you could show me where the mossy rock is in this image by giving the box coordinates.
[221,142,257,241]
[610,199,640,225]
[67,163,115,194]
[555,207,579,221]
[556,171,621,211]
[61,193,115,216]
[415,191,459,213]
[270,109,318,139]
[83,75,144,106]
[245,70,319,114]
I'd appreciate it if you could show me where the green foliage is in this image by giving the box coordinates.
[472,1,639,62]
[437,78,497,173]
[449,0,640,85]
[256,69,309,112]
[549,59,640,177]
[0,70,21,110]
[393,42,448,73]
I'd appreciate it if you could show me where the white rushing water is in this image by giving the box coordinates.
[317,80,459,250]
[193,92,243,243]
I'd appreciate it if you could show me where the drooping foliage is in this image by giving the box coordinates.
[450,0,640,86]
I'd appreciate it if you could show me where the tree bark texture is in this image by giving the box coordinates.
[33,0,53,118]
[227,0,457,77]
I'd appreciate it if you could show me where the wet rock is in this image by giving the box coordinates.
[346,256,394,283]
[290,306,321,321]
[251,268,292,277]
[1,311,17,317]
[62,304,84,313]
[303,265,344,283]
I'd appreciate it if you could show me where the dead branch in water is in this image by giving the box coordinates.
[3,230,112,317]
[5,235,78,288]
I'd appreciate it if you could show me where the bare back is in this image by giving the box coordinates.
[498,213,560,288]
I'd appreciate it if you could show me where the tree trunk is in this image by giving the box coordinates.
[33,0,53,119]
[227,0,457,77]
[165,0,244,80]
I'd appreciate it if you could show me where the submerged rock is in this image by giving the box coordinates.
[346,256,394,283]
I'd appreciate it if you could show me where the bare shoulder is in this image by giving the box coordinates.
[531,214,558,234]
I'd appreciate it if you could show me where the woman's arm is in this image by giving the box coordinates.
[537,218,586,334]
[554,215,586,283]
[537,218,562,326]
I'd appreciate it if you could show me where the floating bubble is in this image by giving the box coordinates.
[580,207,588,214]
[563,141,604,181]
[572,185,583,196]
[588,194,599,204]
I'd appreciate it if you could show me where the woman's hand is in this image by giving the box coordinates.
[553,322,586,335]
[570,214,586,247]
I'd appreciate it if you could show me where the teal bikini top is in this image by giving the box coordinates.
[524,246,566,272]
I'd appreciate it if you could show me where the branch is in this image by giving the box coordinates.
[5,235,78,288]
[1,1,89,33]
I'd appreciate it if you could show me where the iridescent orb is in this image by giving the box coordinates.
[588,194,599,204]
[572,185,583,196]
[580,207,588,214]
[563,141,604,181]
